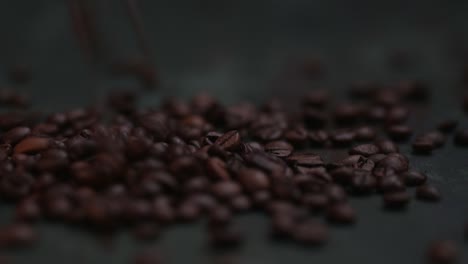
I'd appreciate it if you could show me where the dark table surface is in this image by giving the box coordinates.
[0,0,468,263]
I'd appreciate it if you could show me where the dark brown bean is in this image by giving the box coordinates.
[325,184,348,203]
[378,175,405,193]
[355,126,376,141]
[302,194,329,211]
[412,137,435,154]
[132,222,160,240]
[14,136,51,154]
[349,144,379,157]
[376,153,409,173]
[377,140,399,154]
[211,181,242,200]
[0,224,37,248]
[387,125,412,141]
[416,185,441,202]
[292,220,328,245]
[237,168,270,192]
[2,126,31,145]
[351,169,377,194]
[401,170,427,186]
[308,130,329,146]
[327,203,356,224]
[209,225,243,248]
[437,120,458,133]
[427,240,458,264]
[214,130,241,151]
[264,141,293,157]
[383,191,410,209]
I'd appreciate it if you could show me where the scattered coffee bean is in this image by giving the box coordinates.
[401,170,427,186]
[326,203,356,224]
[387,125,413,141]
[412,137,435,154]
[427,240,458,264]
[292,220,328,245]
[349,144,379,157]
[383,191,410,209]
[264,141,293,157]
[416,185,441,202]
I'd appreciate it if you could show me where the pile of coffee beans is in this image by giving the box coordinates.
[0,85,464,263]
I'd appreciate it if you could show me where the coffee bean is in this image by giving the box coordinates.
[303,90,329,108]
[206,157,230,181]
[287,153,324,167]
[427,240,458,264]
[333,103,362,123]
[383,191,410,209]
[271,215,295,238]
[209,225,243,248]
[14,136,51,154]
[377,140,399,154]
[401,170,427,186]
[208,206,232,226]
[284,126,308,146]
[237,168,270,192]
[308,130,329,146]
[330,129,355,146]
[367,106,386,122]
[386,106,409,124]
[325,184,348,203]
[211,181,242,200]
[349,144,379,157]
[351,169,377,194]
[327,203,356,224]
[302,194,329,211]
[0,224,37,248]
[437,120,458,134]
[355,126,376,141]
[214,130,241,151]
[378,175,405,193]
[229,195,252,212]
[416,185,441,202]
[412,137,435,154]
[387,125,412,141]
[376,153,409,173]
[15,198,41,222]
[264,141,293,157]
[292,220,328,245]
[303,109,327,129]
[2,126,31,145]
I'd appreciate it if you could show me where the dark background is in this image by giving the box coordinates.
[0,0,468,263]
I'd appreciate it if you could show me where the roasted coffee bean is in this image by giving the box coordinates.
[437,120,458,133]
[325,184,348,203]
[376,153,409,173]
[302,194,329,211]
[330,129,355,146]
[355,126,376,141]
[333,103,362,123]
[253,126,283,141]
[237,168,270,192]
[214,130,241,151]
[152,197,175,223]
[271,215,295,238]
[349,144,379,157]
[264,141,293,157]
[229,195,252,212]
[284,126,308,146]
[211,181,242,200]
[14,136,51,154]
[367,105,386,122]
[326,203,356,224]
[385,106,409,124]
[368,153,387,163]
[287,153,324,167]
[416,185,441,202]
[401,170,427,186]
[2,126,31,145]
[303,90,329,108]
[208,206,232,226]
[387,125,412,141]
[308,130,329,146]
[383,191,410,209]
[292,220,328,245]
[209,225,243,248]
[330,167,355,185]
[0,224,37,248]
[427,240,459,264]
[378,175,405,193]
[351,169,377,194]
[412,137,435,154]
[15,198,41,222]
[206,157,230,181]
[377,140,399,154]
